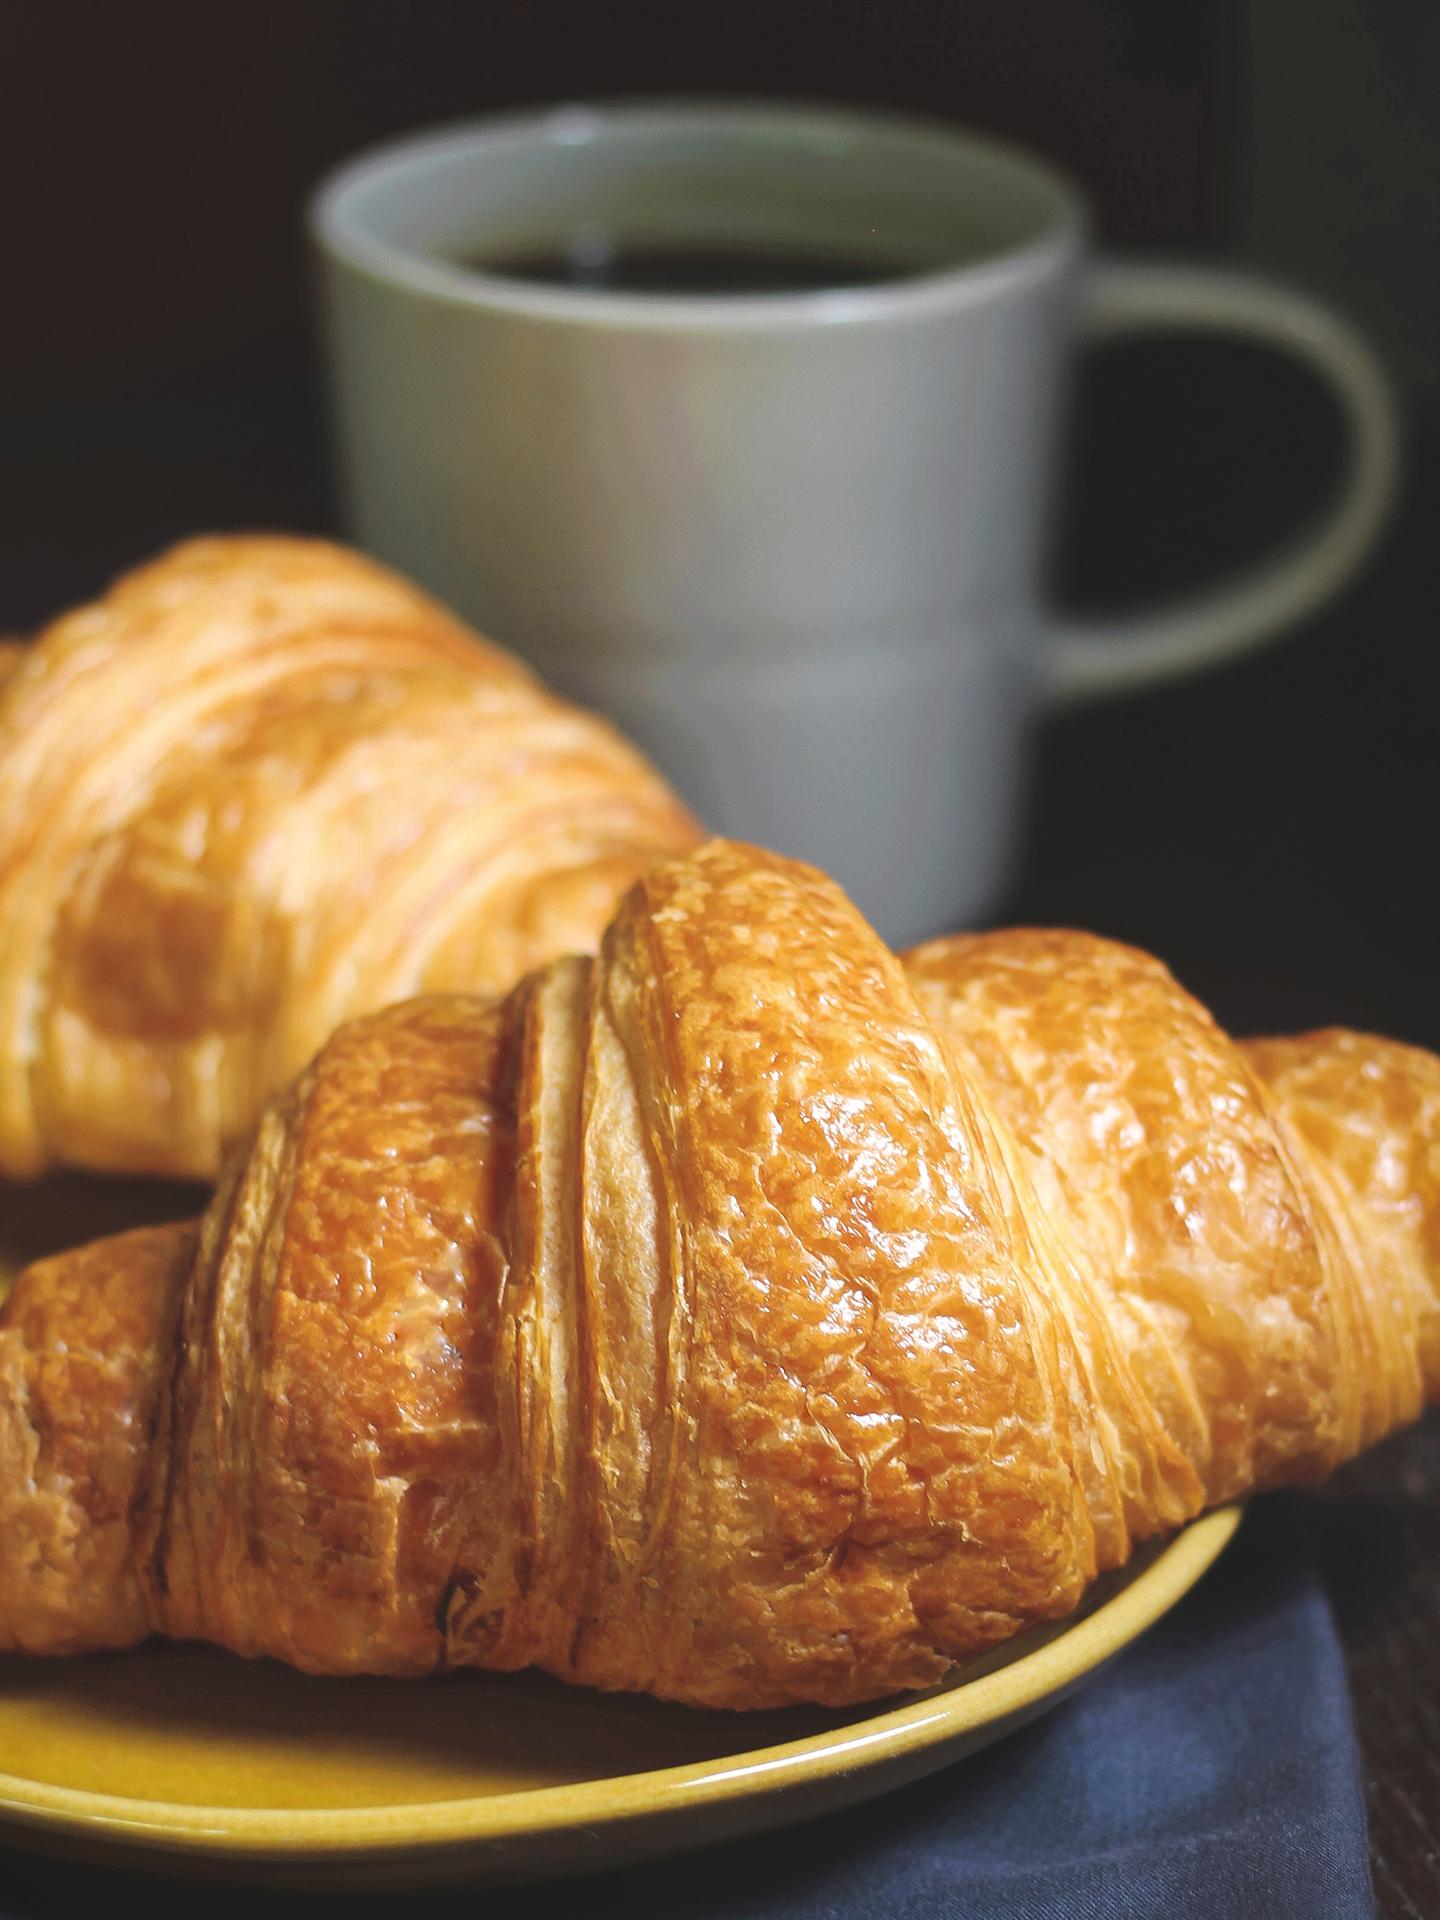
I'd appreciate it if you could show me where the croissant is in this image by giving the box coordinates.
[2,841,1436,1710]
[0,536,700,1180]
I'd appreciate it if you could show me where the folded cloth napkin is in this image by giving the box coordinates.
[0,1500,1373,1920]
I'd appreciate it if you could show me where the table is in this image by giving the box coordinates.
[1331,1417,1440,1919]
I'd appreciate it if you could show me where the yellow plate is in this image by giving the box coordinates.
[0,1179,1241,1888]
[0,1516,1240,1888]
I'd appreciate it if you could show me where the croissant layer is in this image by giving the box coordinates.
[0,536,701,1179]
[2,841,1436,1708]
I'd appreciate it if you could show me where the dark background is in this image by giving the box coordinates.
[2,2,1437,1912]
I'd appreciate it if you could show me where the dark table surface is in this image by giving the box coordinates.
[5,337,1438,1914]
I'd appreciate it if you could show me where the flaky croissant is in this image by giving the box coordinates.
[0,536,700,1180]
[2,841,1436,1709]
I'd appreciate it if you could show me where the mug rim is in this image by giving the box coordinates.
[309,98,1088,332]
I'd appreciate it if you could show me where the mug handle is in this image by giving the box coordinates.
[1045,261,1401,706]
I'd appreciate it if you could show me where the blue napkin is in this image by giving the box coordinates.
[1,1498,1374,1920]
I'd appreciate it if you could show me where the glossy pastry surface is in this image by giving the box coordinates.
[1,841,1435,1707]
[0,536,701,1178]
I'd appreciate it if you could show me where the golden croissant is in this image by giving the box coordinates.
[1,840,1436,1710]
[0,535,700,1180]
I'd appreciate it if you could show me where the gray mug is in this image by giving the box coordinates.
[312,102,1398,944]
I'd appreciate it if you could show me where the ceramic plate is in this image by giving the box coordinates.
[0,1179,1242,1888]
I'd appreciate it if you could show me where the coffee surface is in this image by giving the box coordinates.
[455,238,927,294]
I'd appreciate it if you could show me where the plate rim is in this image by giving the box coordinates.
[0,1506,1241,1859]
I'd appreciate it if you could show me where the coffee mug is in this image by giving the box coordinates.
[311,102,1398,944]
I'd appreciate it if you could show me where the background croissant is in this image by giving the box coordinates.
[0,535,701,1180]
[2,840,1435,1710]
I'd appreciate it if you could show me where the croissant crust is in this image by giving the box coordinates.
[2,841,1436,1708]
[0,536,701,1178]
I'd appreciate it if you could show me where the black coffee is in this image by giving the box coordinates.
[457,237,924,295]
